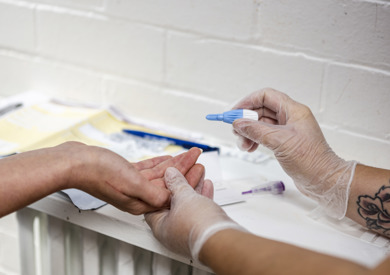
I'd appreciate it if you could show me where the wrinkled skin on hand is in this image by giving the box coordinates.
[0,141,206,218]
[61,142,205,215]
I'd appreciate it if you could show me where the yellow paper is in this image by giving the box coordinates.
[0,101,183,160]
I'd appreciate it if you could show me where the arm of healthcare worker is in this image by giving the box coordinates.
[0,141,204,217]
[231,88,390,237]
[145,167,390,275]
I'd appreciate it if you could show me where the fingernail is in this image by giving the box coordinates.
[233,120,241,129]
[234,126,243,135]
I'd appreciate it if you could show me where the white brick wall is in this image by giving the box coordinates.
[0,0,389,273]
[256,0,390,70]
[0,1,35,52]
[36,6,165,81]
[165,33,324,105]
[323,64,390,139]
[105,0,256,40]
[0,53,104,100]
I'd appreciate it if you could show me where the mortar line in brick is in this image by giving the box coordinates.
[162,30,168,83]
[321,124,390,144]
[21,1,390,73]
[101,72,228,107]
[33,3,38,51]
[360,0,390,6]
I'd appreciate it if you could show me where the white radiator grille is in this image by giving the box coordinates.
[17,208,214,275]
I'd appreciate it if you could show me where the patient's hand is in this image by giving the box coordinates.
[62,142,203,215]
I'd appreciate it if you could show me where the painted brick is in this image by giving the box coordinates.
[0,53,104,103]
[257,0,390,70]
[36,7,165,82]
[322,127,390,169]
[0,54,31,96]
[104,78,235,144]
[105,0,256,40]
[166,32,324,110]
[0,2,35,52]
[27,0,104,10]
[323,64,390,140]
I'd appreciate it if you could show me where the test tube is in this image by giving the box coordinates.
[241,181,285,195]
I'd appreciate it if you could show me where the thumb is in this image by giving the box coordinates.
[165,167,194,196]
[144,208,169,233]
[233,119,288,152]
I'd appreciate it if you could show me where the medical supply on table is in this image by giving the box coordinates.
[0,152,18,159]
[206,109,258,124]
[0,102,22,116]
[122,129,219,152]
[241,181,285,195]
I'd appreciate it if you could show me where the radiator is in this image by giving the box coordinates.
[17,208,214,275]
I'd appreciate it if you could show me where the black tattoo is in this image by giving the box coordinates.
[357,180,390,237]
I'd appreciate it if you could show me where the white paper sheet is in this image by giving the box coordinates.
[61,189,106,210]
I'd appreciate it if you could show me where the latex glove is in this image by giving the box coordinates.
[145,167,245,260]
[232,88,357,219]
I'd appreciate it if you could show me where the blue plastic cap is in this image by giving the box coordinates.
[206,114,223,121]
[222,109,243,124]
[206,109,250,124]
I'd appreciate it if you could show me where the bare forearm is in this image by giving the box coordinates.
[0,146,70,217]
[346,164,390,238]
[199,229,371,275]
[0,141,204,217]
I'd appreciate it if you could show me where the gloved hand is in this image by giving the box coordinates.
[144,167,245,260]
[232,88,357,219]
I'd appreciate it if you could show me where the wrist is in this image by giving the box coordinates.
[52,142,92,190]
[198,228,249,267]
[190,221,246,261]
[24,145,75,192]
[198,229,230,264]
[307,147,347,194]
[300,143,357,219]
[315,159,358,219]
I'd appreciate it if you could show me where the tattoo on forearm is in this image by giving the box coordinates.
[357,181,390,237]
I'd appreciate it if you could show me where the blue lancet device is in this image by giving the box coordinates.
[206,109,258,124]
